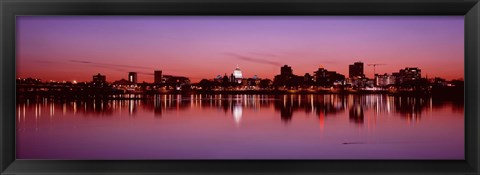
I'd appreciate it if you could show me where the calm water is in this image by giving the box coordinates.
[16,94,464,160]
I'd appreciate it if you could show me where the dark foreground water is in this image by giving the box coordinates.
[16,94,464,159]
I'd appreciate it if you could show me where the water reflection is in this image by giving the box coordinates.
[16,94,463,125]
[16,94,465,160]
[349,104,364,125]
[233,103,242,125]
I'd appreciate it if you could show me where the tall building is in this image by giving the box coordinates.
[394,67,421,84]
[92,73,106,86]
[349,62,364,78]
[304,73,314,85]
[230,73,235,83]
[223,74,230,84]
[401,67,421,80]
[128,72,137,84]
[281,65,293,76]
[315,67,345,87]
[375,73,396,87]
[154,70,162,84]
[273,64,303,88]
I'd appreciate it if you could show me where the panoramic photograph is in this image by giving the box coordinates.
[16,16,464,159]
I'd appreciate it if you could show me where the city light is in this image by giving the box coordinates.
[15,62,463,97]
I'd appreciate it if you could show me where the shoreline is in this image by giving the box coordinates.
[16,89,464,100]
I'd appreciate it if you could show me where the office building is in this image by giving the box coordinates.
[304,73,314,86]
[401,67,421,81]
[375,73,396,87]
[273,64,303,88]
[349,62,365,79]
[281,65,293,76]
[128,72,137,84]
[394,67,421,84]
[92,73,106,86]
[315,67,345,87]
[154,70,162,84]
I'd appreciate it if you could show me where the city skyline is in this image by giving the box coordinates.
[15,63,458,85]
[17,16,464,83]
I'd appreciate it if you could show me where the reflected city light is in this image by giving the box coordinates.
[233,103,242,125]
[15,93,464,159]
[15,94,464,125]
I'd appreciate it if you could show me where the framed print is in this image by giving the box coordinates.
[1,0,479,174]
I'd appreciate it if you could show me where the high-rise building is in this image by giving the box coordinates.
[281,65,293,76]
[401,67,421,80]
[154,70,162,84]
[230,73,235,83]
[273,64,304,88]
[315,67,345,87]
[223,74,230,84]
[394,67,421,84]
[92,73,106,86]
[349,62,364,78]
[128,72,137,84]
[375,73,396,87]
[304,73,314,85]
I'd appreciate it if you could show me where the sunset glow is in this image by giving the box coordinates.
[16,16,464,83]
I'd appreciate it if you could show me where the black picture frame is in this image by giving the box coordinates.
[1,0,479,174]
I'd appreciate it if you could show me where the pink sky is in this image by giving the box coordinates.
[16,16,464,83]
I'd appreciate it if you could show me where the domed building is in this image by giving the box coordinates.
[233,66,242,78]
[232,66,243,84]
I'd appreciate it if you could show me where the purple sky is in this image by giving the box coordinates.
[16,16,464,83]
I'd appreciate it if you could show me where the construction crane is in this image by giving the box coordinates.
[367,64,386,77]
